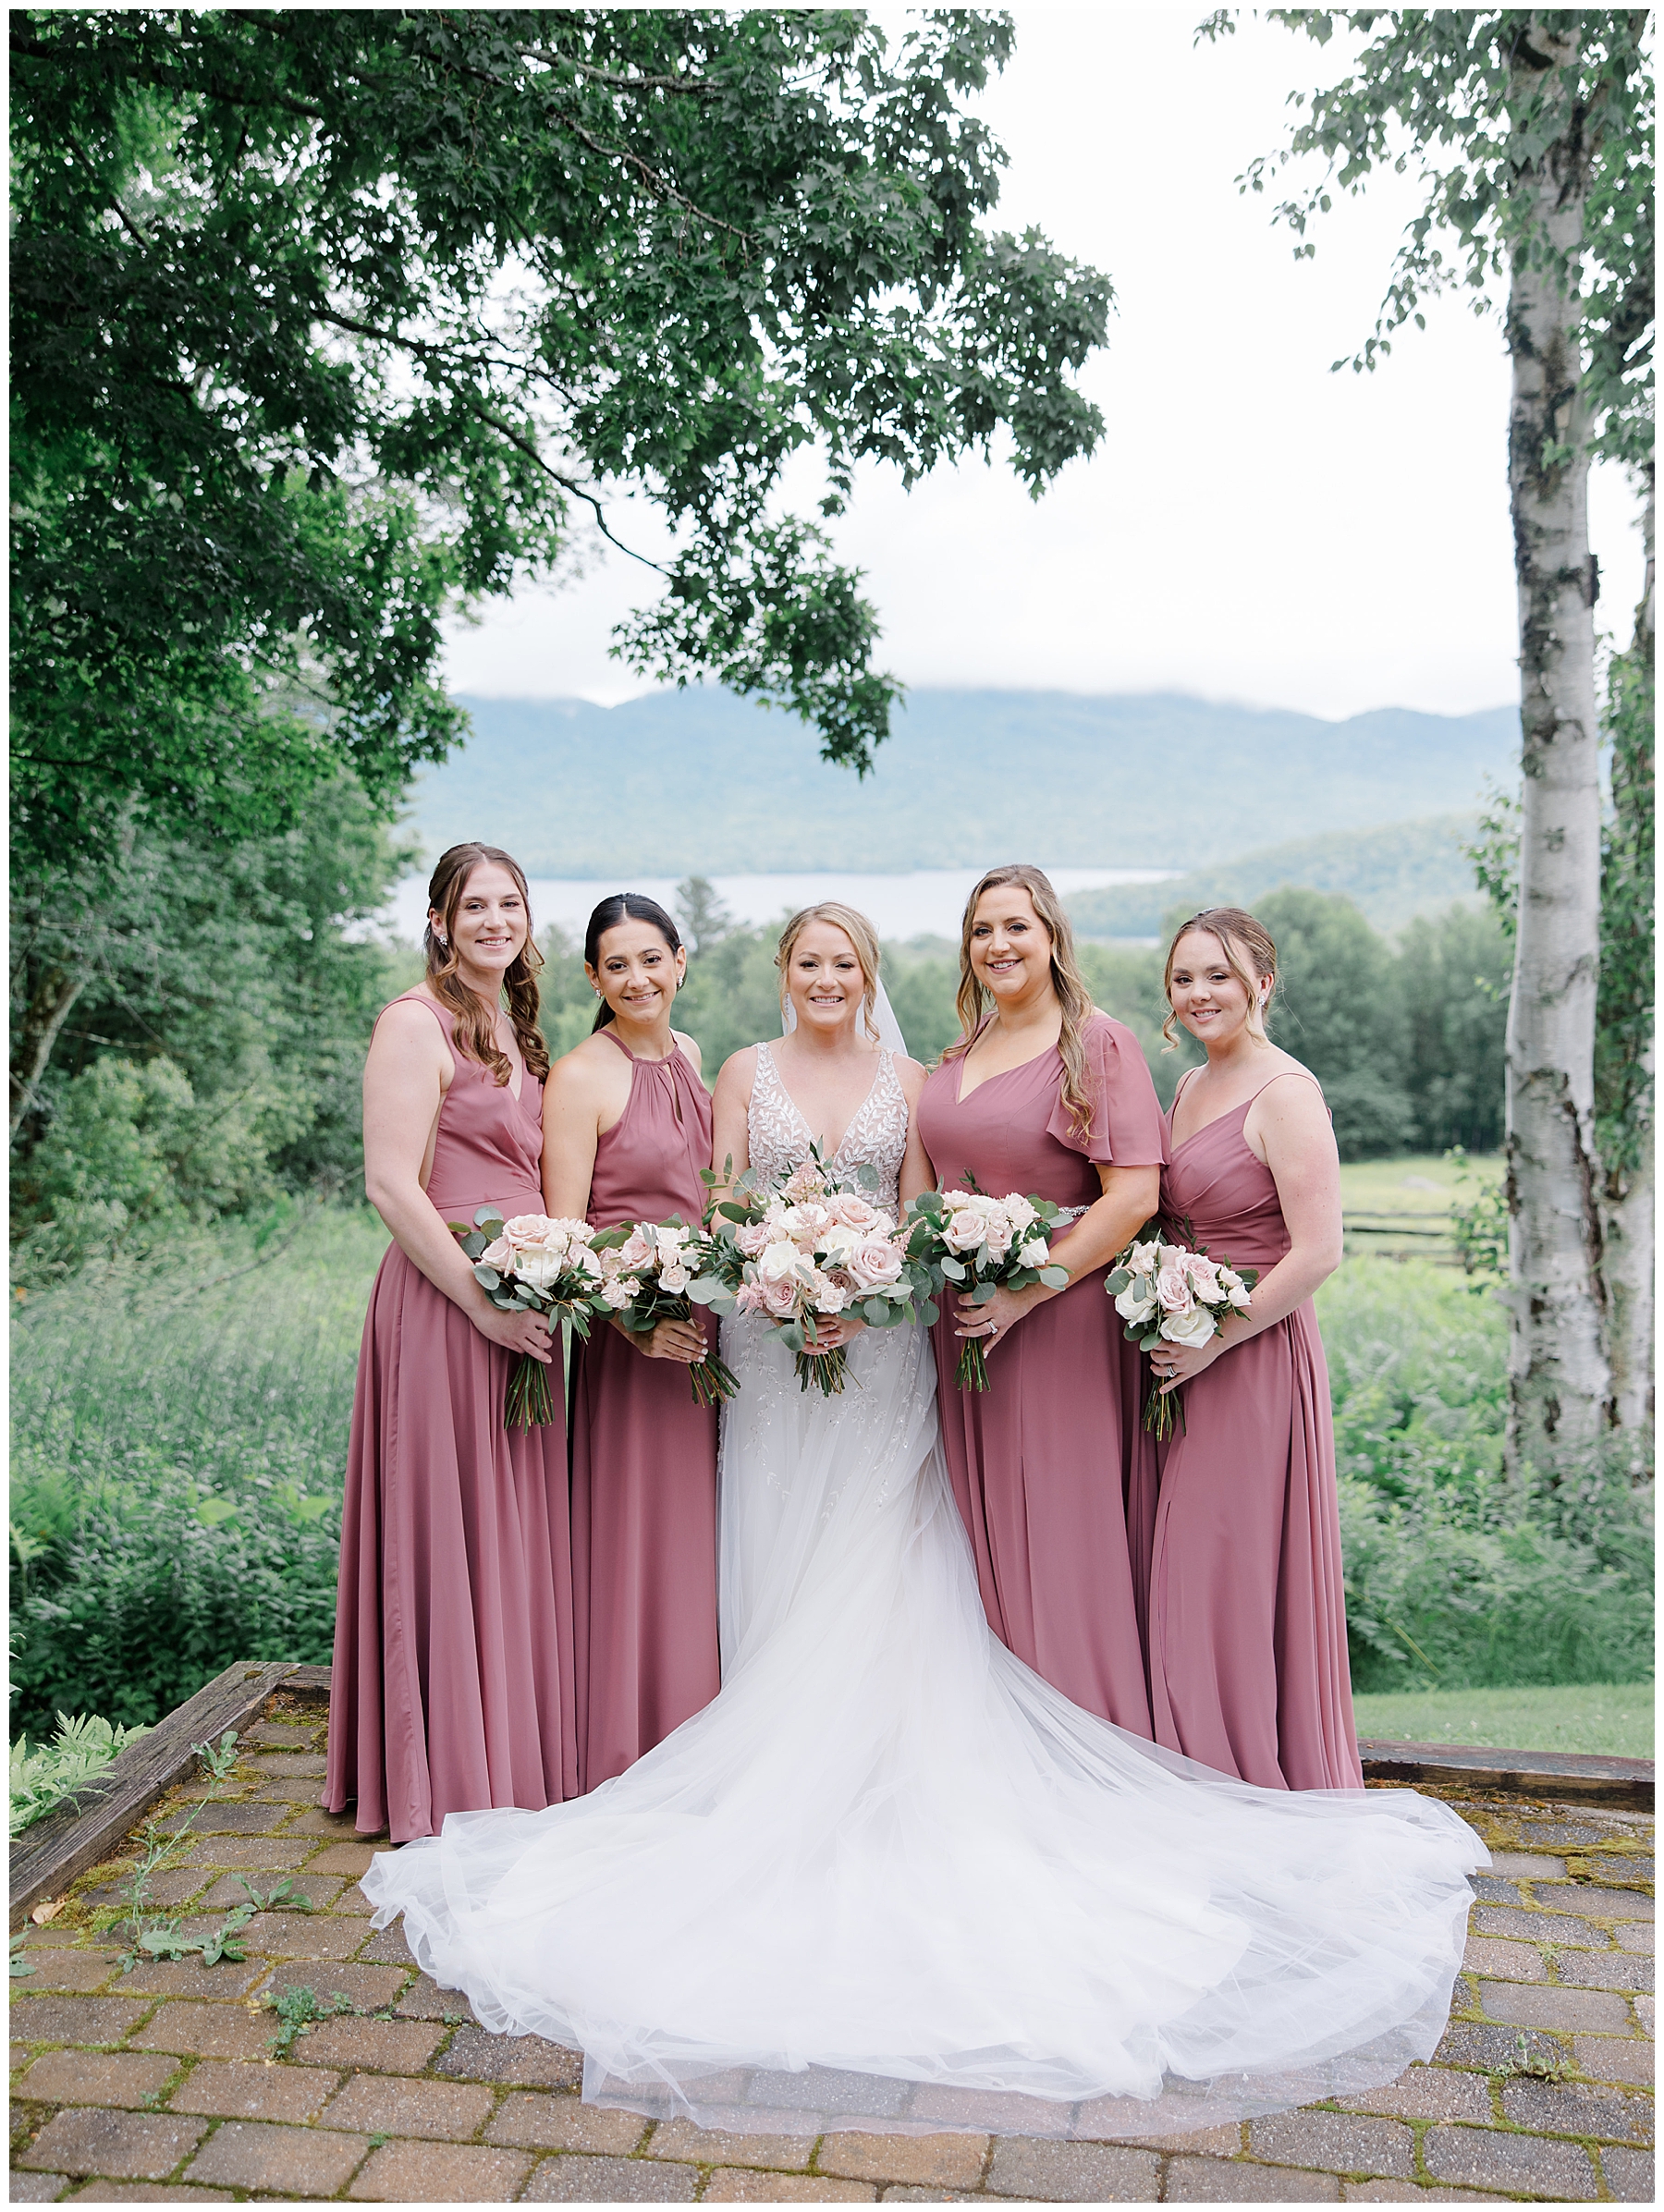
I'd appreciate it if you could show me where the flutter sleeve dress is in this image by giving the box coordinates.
[915,1009,1168,1735]
[325,994,578,1845]
[569,1029,721,1790]
[1150,1069,1364,1790]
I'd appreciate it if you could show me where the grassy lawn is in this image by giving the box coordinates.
[1352,1682,1654,1758]
[1338,1152,1502,1214]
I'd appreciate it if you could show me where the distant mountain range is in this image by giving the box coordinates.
[410,689,1520,876]
[1066,813,1483,938]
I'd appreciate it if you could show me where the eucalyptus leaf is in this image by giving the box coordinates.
[1039,1265,1071,1288]
[940,1257,966,1281]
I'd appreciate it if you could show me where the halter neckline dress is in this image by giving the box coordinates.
[1150,1069,1363,1790]
[569,1026,720,1790]
[325,992,577,1843]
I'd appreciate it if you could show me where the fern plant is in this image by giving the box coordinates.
[10,1711,152,1838]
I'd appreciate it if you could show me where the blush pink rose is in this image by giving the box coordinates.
[1156,1262,1193,1314]
[848,1236,904,1290]
[757,1272,801,1319]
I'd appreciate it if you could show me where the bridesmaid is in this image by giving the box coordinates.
[326,843,576,1844]
[543,894,721,1791]
[916,864,1166,1735]
[1146,907,1361,1790]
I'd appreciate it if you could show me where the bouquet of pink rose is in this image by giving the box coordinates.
[1105,1225,1257,1440]
[691,1149,929,1397]
[450,1208,612,1429]
[590,1217,741,1408]
[900,1183,1079,1391]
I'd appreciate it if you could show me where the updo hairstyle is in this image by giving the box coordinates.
[583,893,685,1033]
[1160,907,1279,1050]
[946,864,1097,1140]
[775,903,883,1042]
[425,843,549,1085]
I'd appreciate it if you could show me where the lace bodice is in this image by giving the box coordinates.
[748,1042,909,1214]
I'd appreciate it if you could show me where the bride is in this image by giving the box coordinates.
[362,901,1486,2142]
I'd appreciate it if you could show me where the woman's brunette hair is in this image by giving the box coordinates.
[584,894,684,1033]
[426,844,549,1084]
[775,903,883,1042]
[1160,908,1279,1050]
[947,864,1097,1140]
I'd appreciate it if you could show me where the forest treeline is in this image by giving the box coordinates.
[11,822,1510,1292]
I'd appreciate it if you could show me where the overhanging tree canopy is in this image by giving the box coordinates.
[11,6,1112,874]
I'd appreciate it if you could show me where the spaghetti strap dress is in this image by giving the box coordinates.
[324,994,578,1844]
[569,1030,721,1790]
[914,1009,1168,1734]
[1150,1070,1364,1790]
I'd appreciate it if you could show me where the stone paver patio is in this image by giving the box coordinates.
[10,1692,1653,2203]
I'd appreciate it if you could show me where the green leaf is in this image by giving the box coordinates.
[1038,1266,1071,1289]
[940,1257,966,1281]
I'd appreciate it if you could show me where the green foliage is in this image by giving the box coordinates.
[1597,623,1654,1187]
[1255,888,1413,1155]
[1449,1145,1511,1278]
[266,1984,357,2057]
[10,1711,152,1838]
[1214,9,1652,470]
[8,1209,378,1738]
[1395,907,1511,1153]
[12,7,1110,861]
[11,775,418,1265]
[1319,1260,1653,1692]
[1068,813,1484,938]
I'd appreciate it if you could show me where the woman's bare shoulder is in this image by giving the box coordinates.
[714,1043,761,1096]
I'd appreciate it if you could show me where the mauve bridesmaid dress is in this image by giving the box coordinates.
[569,1029,721,1790]
[916,1010,1167,1734]
[1149,1070,1364,1790]
[326,995,578,1844]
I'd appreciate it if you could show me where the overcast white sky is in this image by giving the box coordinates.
[441,6,1646,722]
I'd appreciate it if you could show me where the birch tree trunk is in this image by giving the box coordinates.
[1503,14,1611,1473]
[1600,491,1655,1444]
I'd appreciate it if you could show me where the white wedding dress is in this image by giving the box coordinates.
[362,1043,1486,2140]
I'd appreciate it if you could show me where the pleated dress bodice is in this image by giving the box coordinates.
[585,1031,713,1229]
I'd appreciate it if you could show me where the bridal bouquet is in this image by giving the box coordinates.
[901,1184,1079,1391]
[591,1218,740,1408]
[691,1150,927,1397]
[1106,1226,1257,1440]
[451,1208,611,1429]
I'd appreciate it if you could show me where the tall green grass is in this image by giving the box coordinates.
[1321,1259,1653,1693]
[10,1207,384,1735]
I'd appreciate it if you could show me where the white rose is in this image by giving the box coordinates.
[1160,1303,1216,1349]
[1115,1283,1157,1326]
[759,1240,804,1284]
[660,1260,690,1293]
[943,1210,988,1253]
[1228,1280,1252,1311]
[1005,1193,1038,1230]
[1129,1238,1162,1274]
[1018,1237,1051,1268]
[512,1247,563,1294]
[601,1280,634,1310]
[819,1222,862,1263]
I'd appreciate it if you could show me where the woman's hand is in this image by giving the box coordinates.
[1151,1330,1229,1396]
[473,1302,555,1363]
[617,1313,709,1364]
[804,1312,868,1353]
[952,1281,1045,1354]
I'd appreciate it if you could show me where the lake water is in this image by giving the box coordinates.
[384,866,1173,947]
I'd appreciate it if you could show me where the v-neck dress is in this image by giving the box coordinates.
[326,994,578,1844]
[1150,1073,1363,1791]
[569,1029,721,1791]
[915,1010,1168,1735]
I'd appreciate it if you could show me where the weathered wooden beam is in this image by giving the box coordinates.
[1360,1738,1653,1813]
[10,1659,300,1928]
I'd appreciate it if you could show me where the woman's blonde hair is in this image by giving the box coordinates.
[1160,908,1279,1050]
[776,903,883,1042]
[946,864,1097,1140]
[425,843,550,1085]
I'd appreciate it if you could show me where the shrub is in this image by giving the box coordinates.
[1319,1260,1654,1692]
[10,1470,340,1739]
[11,1712,153,1838]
